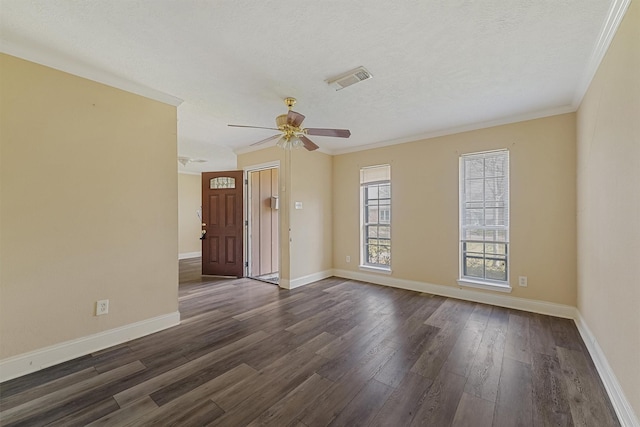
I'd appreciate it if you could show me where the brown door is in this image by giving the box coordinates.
[201,171,244,277]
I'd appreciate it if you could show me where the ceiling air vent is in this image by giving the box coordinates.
[327,66,373,91]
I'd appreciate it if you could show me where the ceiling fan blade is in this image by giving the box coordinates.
[305,128,351,138]
[287,110,305,127]
[250,134,282,146]
[300,135,319,151]
[228,124,279,131]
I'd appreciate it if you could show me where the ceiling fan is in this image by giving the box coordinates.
[228,97,351,151]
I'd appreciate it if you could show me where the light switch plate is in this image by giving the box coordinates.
[295,201,303,209]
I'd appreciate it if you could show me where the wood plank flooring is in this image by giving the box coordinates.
[0,258,620,426]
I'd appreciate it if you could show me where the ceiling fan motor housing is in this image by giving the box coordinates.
[276,114,289,129]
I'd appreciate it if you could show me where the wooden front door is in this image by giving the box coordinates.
[202,171,244,277]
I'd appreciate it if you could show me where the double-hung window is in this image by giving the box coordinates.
[360,165,391,270]
[459,150,510,290]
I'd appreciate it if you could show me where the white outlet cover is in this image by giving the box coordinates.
[96,299,109,315]
[518,276,528,287]
[295,201,303,209]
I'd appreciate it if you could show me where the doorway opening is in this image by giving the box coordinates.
[246,166,279,285]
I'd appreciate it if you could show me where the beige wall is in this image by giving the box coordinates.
[178,173,202,256]
[238,146,333,285]
[289,148,333,279]
[0,54,179,359]
[577,1,640,416]
[333,114,577,305]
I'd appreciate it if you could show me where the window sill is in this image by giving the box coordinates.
[359,265,392,275]
[457,278,512,293]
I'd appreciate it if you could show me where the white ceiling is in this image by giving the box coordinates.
[0,0,621,173]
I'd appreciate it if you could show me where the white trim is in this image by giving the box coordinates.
[178,170,201,176]
[457,279,512,293]
[0,311,180,382]
[332,269,575,318]
[574,311,640,427]
[0,41,183,107]
[571,0,632,109]
[331,105,575,156]
[280,270,333,290]
[241,160,281,173]
[178,251,201,260]
[359,265,392,275]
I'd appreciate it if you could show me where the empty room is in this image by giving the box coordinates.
[0,1,638,426]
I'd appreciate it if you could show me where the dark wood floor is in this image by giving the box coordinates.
[1,258,619,426]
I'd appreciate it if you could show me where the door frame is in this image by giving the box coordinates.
[243,161,281,278]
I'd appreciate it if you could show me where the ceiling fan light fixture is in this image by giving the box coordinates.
[178,156,207,166]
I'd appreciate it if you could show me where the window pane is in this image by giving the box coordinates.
[486,258,507,281]
[464,209,484,226]
[485,178,506,201]
[485,229,508,242]
[485,155,507,178]
[378,226,391,238]
[465,242,484,253]
[465,180,484,202]
[465,158,484,179]
[379,184,391,198]
[210,177,236,189]
[485,243,507,255]
[485,208,506,226]
[367,207,379,223]
[367,226,378,238]
[367,186,379,199]
[464,256,484,278]
[378,246,391,265]
[464,229,484,241]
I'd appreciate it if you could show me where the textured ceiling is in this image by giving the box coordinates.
[0,0,617,172]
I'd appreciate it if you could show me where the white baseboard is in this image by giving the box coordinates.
[280,270,333,290]
[574,312,639,427]
[332,269,576,319]
[178,251,201,260]
[0,311,181,383]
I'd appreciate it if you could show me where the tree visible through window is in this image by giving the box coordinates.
[361,165,391,269]
[460,150,509,284]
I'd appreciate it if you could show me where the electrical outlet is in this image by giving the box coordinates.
[96,299,109,316]
[518,276,528,287]
[346,255,351,263]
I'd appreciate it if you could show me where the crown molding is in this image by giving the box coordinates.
[571,0,632,109]
[1,41,183,107]
[332,104,576,156]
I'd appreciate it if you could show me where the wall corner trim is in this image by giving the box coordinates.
[574,311,640,427]
[571,0,632,108]
[0,311,181,383]
[281,270,333,290]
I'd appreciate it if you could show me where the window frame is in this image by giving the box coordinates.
[360,165,391,272]
[458,150,511,292]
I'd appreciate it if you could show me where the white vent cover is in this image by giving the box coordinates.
[327,67,373,91]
